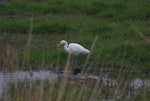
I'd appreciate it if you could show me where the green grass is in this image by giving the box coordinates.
[0,0,150,19]
[0,0,150,71]
[0,1,149,101]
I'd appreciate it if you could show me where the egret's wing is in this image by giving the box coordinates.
[69,43,89,55]
[68,43,81,55]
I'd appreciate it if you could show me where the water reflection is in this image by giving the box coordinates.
[0,70,57,97]
[0,70,149,100]
[131,78,150,89]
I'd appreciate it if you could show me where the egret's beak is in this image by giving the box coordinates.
[57,43,61,47]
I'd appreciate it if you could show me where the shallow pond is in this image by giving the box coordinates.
[0,70,57,97]
[0,70,149,100]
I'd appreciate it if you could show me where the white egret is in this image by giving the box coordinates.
[57,40,90,55]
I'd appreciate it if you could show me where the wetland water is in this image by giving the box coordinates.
[0,70,57,97]
[0,70,149,100]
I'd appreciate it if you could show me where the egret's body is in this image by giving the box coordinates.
[57,40,90,55]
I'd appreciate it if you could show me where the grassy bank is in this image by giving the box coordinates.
[0,0,150,72]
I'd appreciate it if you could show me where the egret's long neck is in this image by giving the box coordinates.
[64,42,70,53]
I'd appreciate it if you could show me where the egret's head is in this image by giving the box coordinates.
[57,40,67,47]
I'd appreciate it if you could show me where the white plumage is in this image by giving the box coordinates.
[57,40,90,55]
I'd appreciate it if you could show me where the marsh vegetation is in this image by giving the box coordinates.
[0,0,150,101]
